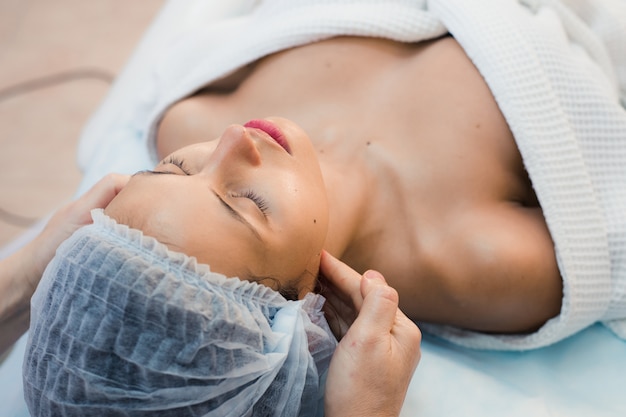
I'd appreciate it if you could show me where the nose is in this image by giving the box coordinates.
[212,125,261,167]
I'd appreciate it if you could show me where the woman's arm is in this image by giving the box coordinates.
[320,251,422,417]
[0,174,129,355]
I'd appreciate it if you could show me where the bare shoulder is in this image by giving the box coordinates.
[347,36,564,332]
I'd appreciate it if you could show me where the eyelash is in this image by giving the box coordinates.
[237,190,270,216]
[164,155,192,175]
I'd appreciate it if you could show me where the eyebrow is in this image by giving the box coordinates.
[213,191,264,242]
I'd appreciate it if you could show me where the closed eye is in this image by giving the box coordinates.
[162,155,192,175]
[237,190,270,216]
[214,191,264,241]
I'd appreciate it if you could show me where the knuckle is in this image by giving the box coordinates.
[374,284,399,304]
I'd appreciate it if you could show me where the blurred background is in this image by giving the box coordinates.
[0,0,164,249]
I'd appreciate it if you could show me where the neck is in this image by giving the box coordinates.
[317,145,382,261]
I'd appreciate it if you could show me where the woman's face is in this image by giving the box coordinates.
[105,117,329,298]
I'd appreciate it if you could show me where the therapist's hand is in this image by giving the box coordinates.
[320,251,422,417]
[27,173,130,287]
[0,173,129,356]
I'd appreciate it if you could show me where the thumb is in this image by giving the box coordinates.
[355,270,400,334]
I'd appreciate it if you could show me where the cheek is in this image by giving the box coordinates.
[278,168,328,220]
[275,199,327,275]
[277,190,327,242]
[299,178,329,237]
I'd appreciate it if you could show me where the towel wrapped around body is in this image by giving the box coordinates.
[78,0,626,350]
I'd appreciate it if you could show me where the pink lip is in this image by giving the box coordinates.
[244,119,291,154]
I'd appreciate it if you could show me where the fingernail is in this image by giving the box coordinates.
[364,270,384,282]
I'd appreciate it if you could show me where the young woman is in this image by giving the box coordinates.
[145,36,563,335]
[116,0,623,350]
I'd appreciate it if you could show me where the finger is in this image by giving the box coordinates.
[361,271,422,349]
[393,313,423,365]
[319,250,363,310]
[356,272,401,335]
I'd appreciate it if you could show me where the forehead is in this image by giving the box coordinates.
[107,173,313,280]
